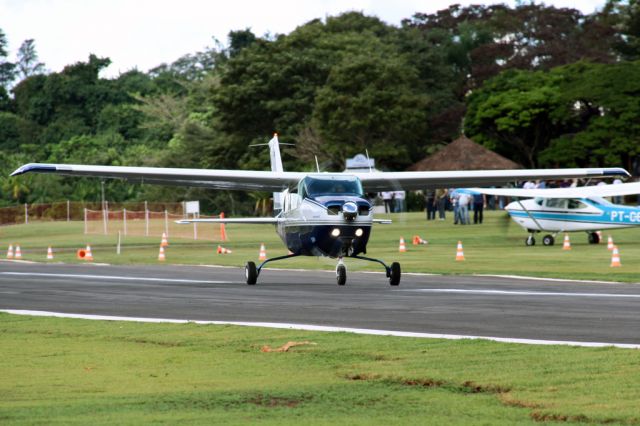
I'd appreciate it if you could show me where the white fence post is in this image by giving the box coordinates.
[67,200,70,222]
[24,203,28,224]
[145,201,149,237]
[164,209,169,237]
[102,206,108,235]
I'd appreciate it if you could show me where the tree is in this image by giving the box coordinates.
[465,68,569,167]
[539,61,640,169]
[310,53,429,169]
[0,28,16,89]
[15,39,45,80]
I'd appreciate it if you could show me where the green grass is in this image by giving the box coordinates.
[2,211,640,282]
[1,313,640,424]
[3,215,640,423]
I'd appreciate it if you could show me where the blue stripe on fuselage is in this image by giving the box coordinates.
[509,204,640,225]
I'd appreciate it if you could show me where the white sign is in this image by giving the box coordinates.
[185,201,200,215]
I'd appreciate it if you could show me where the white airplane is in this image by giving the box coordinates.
[469,183,640,246]
[11,134,629,285]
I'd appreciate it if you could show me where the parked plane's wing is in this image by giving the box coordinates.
[355,168,629,192]
[10,163,305,192]
[468,182,640,199]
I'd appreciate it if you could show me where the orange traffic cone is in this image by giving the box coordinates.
[259,243,267,261]
[161,232,169,247]
[47,246,54,260]
[455,241,465,261]
[610,245,621,267]
[607,235,614,251]
[562,234,571,250]
[6,244,14,259]
[412,235,428,245]
[158,245,166,261]
[399,237,407,252]
[14,245,22,260]
[84,245,93,261]
[217,245,232,254]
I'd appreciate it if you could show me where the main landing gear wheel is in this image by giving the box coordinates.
[525,235,536,246]
[245,261,257,285]
[389,262,401,286]
[336,264,346,286]
[542,234,555,246]
[588,232,600,244]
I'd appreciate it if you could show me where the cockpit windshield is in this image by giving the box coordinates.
[301,175,364,198]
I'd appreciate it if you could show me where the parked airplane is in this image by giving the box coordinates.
[469,183,640,246]
[11,134,629,285]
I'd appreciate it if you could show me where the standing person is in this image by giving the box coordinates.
[613,178,623,204]
[394,190,405,212]
[458,191,470,225]
[436,188,447,220]
[425,189,436,220]
[381,191,393,213]
[451,190,460,224]
[473,192,486,224]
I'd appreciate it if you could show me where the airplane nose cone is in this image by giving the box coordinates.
[504,201,518,211]
[342,202,358,220]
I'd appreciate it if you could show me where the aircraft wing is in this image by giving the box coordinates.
[175,217,282,224]
[10,163,306,192]
[176,217,393,224]
[354,168,629,192]
[468,182,640,199]
[11,163,628,192]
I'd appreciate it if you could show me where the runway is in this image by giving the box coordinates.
[2,260,640,347]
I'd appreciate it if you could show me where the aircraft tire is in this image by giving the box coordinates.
[245,261,257,285]
[588,232,600,244]
[336,265,346,286]
[542,235,555,246]
[389,262,401,286]
[526,236,536,246]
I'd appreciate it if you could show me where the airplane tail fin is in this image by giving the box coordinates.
[268,134,284,213]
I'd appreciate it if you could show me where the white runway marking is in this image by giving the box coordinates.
[0,272,230,284]
[1,309,638,349]
[400,288,640,299]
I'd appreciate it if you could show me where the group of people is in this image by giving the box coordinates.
[379,191,406,213]
[424,189,487,225]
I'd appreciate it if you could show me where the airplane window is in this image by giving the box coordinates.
[535,198,544,206]
[303,176,364,197]
[545,198,568,209]
[568,199,587,209]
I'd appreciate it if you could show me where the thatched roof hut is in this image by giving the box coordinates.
[408,136,521,171]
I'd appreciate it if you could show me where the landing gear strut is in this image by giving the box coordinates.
[244,253,401,286]
[245,253,300,285]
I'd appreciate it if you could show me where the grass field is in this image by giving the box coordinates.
[2,211,640,282]
[2,313,640,425]
[2,212,640,424]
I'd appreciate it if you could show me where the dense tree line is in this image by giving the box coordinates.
[1,1,639,212]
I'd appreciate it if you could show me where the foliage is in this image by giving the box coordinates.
[1,4,639,210]
[465,61,640,168]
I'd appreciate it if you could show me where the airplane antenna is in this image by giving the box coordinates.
[365,149,373,173]
[315,156,320,173]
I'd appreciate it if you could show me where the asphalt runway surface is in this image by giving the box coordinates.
[2,260,640,346]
